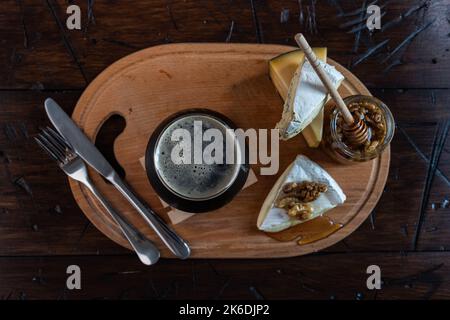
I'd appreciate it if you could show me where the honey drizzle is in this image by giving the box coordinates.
[266,216,343,245]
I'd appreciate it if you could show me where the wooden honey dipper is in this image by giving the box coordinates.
[294,33,369,147]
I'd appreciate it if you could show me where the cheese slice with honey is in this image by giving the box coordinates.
[269,49,344,146]
[257,155,346,233]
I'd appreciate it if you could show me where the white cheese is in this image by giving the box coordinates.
[275,60,344,140]
[257,155,346,233]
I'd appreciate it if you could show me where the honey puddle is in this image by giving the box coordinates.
[266,216,343,245]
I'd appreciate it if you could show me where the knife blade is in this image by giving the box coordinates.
[44,98,115,179]
[45,98,191,259]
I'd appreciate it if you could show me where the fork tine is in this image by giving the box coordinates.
[41,128,68,157]
[36,132,66,162]
[45,126,73,151]
[34,135,61,163]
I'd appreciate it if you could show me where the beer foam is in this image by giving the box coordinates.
[153,114,241,201]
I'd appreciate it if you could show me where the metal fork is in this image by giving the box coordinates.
[35,127,160,265]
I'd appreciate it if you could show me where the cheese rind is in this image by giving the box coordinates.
[269,48,340,147]
[275,60,344,141]
[269,48,327,101]
[270,49,327,147]
[257,155,346,233]
[303,110,323,147]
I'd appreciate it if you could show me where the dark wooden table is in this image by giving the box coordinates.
[1,0,449,300]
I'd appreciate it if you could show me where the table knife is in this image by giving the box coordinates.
[44,98,191,259]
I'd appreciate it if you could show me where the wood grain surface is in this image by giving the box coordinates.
[0,0,449,299]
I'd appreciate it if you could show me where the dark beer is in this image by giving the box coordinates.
[153,113,241,201]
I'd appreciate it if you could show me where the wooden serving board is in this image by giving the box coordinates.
[70,44,390,258]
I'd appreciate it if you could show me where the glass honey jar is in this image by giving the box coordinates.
[322,95,395,164]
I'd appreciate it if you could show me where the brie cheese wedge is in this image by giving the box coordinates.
[257,155,346,233]
[269,48,328,148]
[275,60,344,141]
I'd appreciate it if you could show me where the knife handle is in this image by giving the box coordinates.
[83,181,160,265]
[111,175,191,259]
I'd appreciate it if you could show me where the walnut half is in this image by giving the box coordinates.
[287,204,313,220]
[275,181,328,221]
[275,195,313,221]
[282,181,328,203]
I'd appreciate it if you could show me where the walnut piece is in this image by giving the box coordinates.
[282,181,328,203]
[275,181,328,221]
[276,197,302,209]
[287,204,313,220]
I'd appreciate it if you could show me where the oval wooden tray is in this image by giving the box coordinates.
[70,43,390,258]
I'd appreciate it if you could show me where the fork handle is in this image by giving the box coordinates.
[83,181,160,265]
[111,177,191,259]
